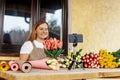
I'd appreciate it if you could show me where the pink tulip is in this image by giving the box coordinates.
[43,37,63,50]
[57,40,62,48]
[43,37,64,59]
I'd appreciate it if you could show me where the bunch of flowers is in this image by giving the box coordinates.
[82,53,101,68]
[29,58,59,70]
[99,49,118,68]
[59,50,73,68]
[43,37,64,59]
[59,49,83,68]
[46,58,59,70]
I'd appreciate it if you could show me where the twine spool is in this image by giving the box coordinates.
[16,60,32,73]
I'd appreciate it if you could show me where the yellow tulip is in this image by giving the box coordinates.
[46,60,52,64]
[69,60,72,64]
[59,63,62,67]
[62,64,66,68]
[48,65,56,70]
[51,62,57,66]
[60,58,65,62]
[52,59,57,63]
[67,56,72,59]
[77,60,81,62]
[65,59,69,62]
[65,62,69,66]
[77,55,81,58]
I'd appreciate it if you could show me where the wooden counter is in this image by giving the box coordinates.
[0,68,120,80]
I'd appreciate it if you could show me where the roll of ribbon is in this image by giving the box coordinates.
[0,61,10,71]
[16,60,32,73]
[8,61,19,71]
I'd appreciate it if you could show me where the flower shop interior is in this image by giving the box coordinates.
[1,0,120,80]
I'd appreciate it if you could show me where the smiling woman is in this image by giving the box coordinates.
[19,20,49,61]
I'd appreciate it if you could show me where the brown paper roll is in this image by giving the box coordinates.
[21,62,32,73]
[15,60,32,73]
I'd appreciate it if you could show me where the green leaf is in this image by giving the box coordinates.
[45,50,53,58]
[45,48,64,59]
[52,49,57,56]
[54,48,64,59]
[76,49,82,56]
[112,49,120,58]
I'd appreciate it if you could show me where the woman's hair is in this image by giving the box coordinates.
[27,20,49,41]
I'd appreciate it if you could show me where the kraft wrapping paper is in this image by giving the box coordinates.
[15,60,32,73]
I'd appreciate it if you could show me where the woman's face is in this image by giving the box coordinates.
[36,23,49,40]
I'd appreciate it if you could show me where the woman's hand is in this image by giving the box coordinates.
[19,54,29,61]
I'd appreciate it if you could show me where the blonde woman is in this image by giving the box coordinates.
[19,20,49,61]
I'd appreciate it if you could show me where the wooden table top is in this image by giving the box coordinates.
[1,68,120,80]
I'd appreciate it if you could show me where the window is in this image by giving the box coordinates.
[0,0,68,56]
[0,0,32,56]
[46,9,62,39]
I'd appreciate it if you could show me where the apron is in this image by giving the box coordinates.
[28,42,47,61]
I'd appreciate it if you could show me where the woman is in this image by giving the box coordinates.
[19,20,49,61]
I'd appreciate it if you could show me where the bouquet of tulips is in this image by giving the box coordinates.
[46,58,59,70]
[99,49,118,68]
[59,49,83,68]
[29,58,59,70]
[82,52,101,68]
[43,37,64,59]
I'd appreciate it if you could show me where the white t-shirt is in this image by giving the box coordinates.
[20,40,44,54]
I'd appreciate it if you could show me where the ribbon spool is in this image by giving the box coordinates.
[0,61,10,71]
[16,60,32,73]
[9,61,19,71]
